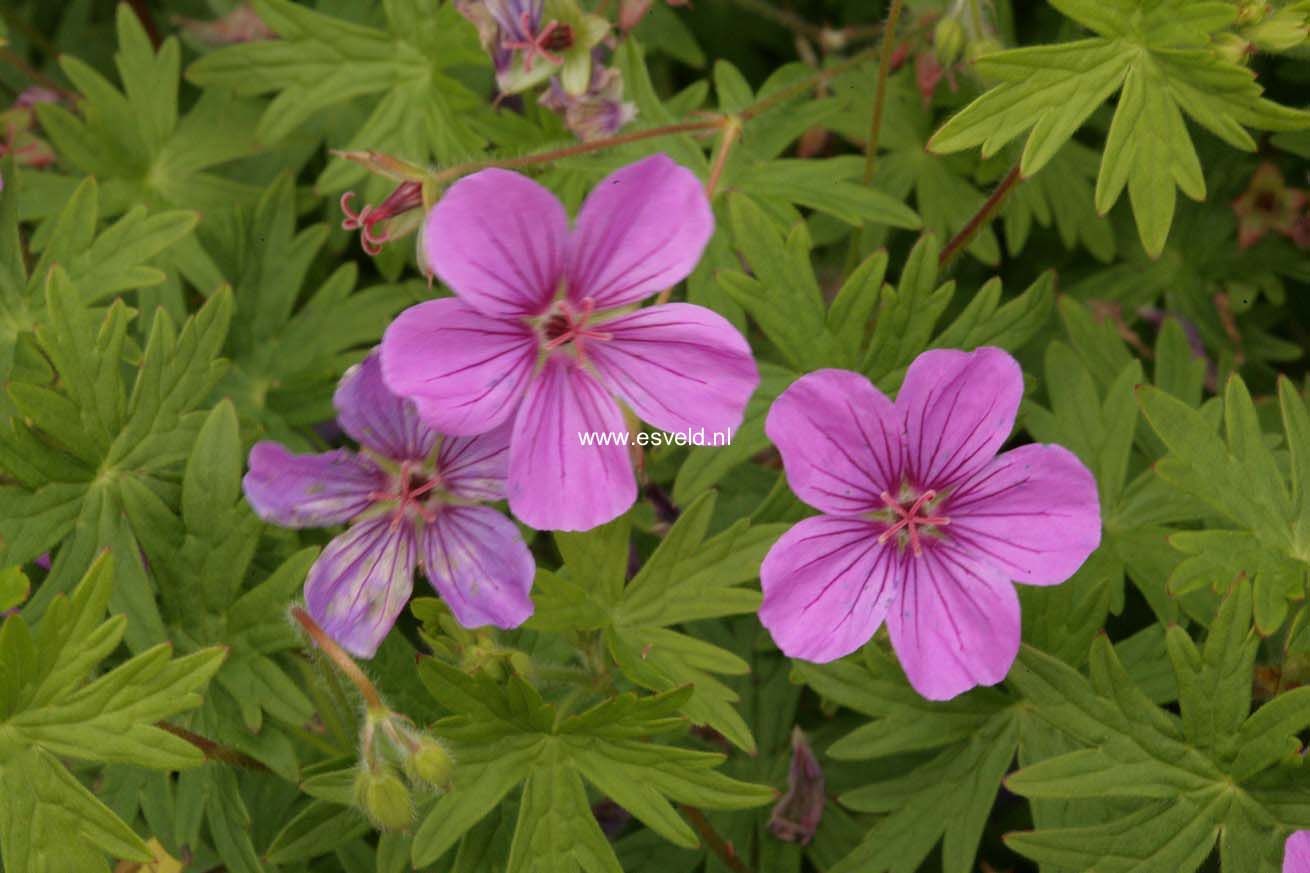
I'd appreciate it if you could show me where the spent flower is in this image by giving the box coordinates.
[381,154,759,531]
[1232,162,1308,249]
[758,348,1101,701]
[243,350,535,658]
[539,64,637,141]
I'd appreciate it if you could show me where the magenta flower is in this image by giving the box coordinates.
[1289,832,1310,873]
[758,348,1101,701]
[243,351,534,658]
[380,154,759,531]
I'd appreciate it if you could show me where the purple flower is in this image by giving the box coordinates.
[1289,832,1310,873]
[243,351,535,658]
[758,348,1101,701]
[380,154,759,532]
[540,66,637,142]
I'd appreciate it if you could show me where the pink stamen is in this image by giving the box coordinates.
[503,12,566,70]
[877,489,950,556]
[370,461,443,529]
[339,182,423,255]
[541,297,613,363]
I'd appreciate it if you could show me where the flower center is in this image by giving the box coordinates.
[504,13,570,70]
[371,461,441,526]
[537,297,613,363]
[877,489,950,557]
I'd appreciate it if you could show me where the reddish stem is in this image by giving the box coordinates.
[939,165,1023,267]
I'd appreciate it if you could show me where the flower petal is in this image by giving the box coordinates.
[587,302,759,435]
[437,424,511,502]
[334,350,436,461]
[897,347,1023,491]
[945,443,1102,585]
[508,355,636,530]
[243,442,382,528]
[1285,831,1310,873]
[886,544,1020,701]
[381,297,538,436]
[759,516,898,662]
[567,154,713,309]
[423,168,568,317]
[422,505,535,628]
[304,517,418,658]
[765,369,900,516]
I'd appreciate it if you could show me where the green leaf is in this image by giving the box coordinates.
[798,647,1020,873]
[1004,579,1310,873]
[929,0,1310,256]
[410,661,772,871]
[0,555,223,871]
[188,0,485,190]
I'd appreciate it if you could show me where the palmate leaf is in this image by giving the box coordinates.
[0,554,224,873]
[1136,372,1310,632]
[123,400,315,745]
[187,0,487,193]
[0,160,196,419]
[1005,579,1310,873]
[409,662,774,871]
[0,269,232,650]
[796,648,1020,873]
[31,5,261,221]
[928,0,1310,256]
[531,493,785,752]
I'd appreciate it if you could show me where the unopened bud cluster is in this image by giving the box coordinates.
[353,708,454,831]
[1222,1,1310,62]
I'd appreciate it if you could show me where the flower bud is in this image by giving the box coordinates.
[933,16,966,66]
[1244,3,1310,52]
[406,737,455,790]
[1212,33,1253,65]
[965,35,1004,65]
[1237,0,1268,25]
[353,767,413,831]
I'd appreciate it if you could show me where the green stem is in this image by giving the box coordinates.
[861,0,904,187]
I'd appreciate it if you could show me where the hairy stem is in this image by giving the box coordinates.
[681,805,754,873]
[156,723,271,772]
[430,119,726,184]
[939,164,1023,267]
[291,606,387,713]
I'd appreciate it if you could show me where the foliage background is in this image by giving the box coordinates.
[1,0,1310,871]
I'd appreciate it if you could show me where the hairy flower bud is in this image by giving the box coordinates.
[1212,33,1254,65]
[353,767,413,831]
[406,737,455,789]
[933,16,966,66]
[1243,3,1310,53]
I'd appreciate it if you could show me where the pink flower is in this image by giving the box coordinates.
[381,154,759,531]
[1288,831,1310,873]
[758,348,1101,701]
[243,351,534,658]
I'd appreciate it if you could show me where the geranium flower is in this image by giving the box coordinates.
[243,351,534,658]
[457,0,610,96]
[758,348,1101,701]
[1287,831,1310,872]
[381,154,759,531]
